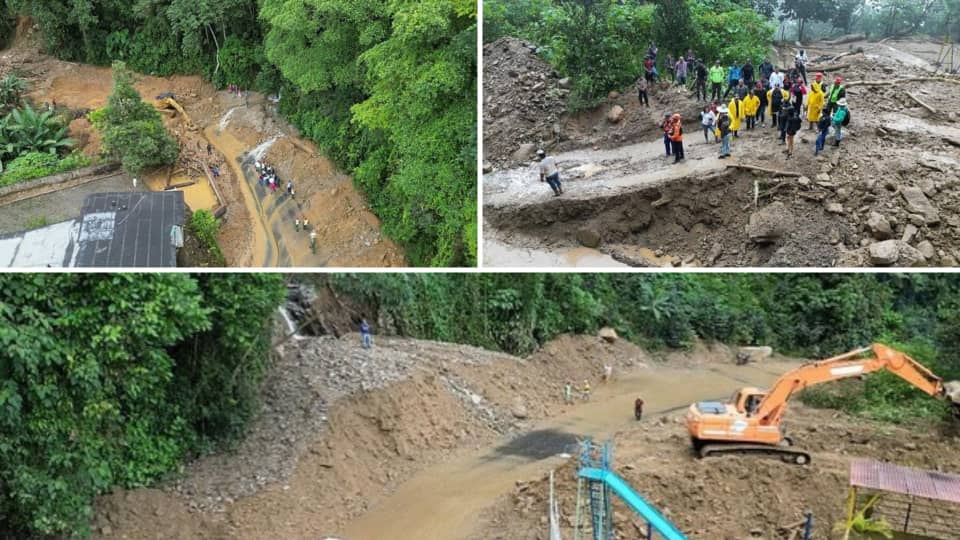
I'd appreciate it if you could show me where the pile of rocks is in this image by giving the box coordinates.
[483,37,569,170]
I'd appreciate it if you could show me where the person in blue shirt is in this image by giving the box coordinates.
[723,61,742,98]
[360,318,373,349]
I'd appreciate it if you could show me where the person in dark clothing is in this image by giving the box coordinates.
[755,83,768,126]
[785,108,802,157]
[778,104,793,144]
[659,113,673,157]
[759,60,774,84]
[741,59,754,88]
[815,108,831,155]
[206,143,212,155]
[636,76,650,107]
[644,55,656,83]
[695,60,708,102]
[790,79,806,112]
[635,397,645,421]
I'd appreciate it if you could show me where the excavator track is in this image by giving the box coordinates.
[698,443,811,465]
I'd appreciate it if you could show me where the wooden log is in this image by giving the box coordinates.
[727,163,803,177]
[906,92,938,114]
[806,62,855,72]
[822,33,866,45]
[846,77,960,87]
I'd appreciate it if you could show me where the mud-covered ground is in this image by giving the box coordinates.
[86,326,960,540]
[0,20,403,267]
[470,405,960,540]
[483,37,960,267]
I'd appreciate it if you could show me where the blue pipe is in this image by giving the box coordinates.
[579,467,688,540]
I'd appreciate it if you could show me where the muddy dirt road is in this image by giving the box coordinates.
[338,360,791,539]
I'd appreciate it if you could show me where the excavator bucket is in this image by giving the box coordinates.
[946,381,960,418]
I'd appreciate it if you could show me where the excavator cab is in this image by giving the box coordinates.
[732,387,766,417]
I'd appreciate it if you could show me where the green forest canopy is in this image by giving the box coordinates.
[2,273,960,537]
[0,0,476,267]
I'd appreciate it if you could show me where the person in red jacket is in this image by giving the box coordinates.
[668,113,684,163]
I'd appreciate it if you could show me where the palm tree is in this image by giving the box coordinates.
[6,104,74,156]
[0,75,28,110]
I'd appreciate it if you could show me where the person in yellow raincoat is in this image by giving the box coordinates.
[806,72,825,129]
[727,96,745,137]
[742,89,760,131]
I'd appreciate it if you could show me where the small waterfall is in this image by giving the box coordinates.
[278,306,304,340]
[219,106,240,132]
[250,135,282,161]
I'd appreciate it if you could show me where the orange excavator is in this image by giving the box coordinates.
[685,343,960,465]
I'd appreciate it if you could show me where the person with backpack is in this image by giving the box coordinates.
[728,95,744,137]
[716,106,733,158]
[700,105,716,143]
[743,89,760,131]
[659,113,674,157]
[636,75,650,107]
[768,84,789,128]
[815,106,831,155]
[778,103,794,144]
[724,61,742,98]
[709,61,725,101]
[786,108,802,158]
[668,114,684,163]
[827,76,846,115]
[807,73,825,129]
[832,98,850,147]
[755,82,768,126]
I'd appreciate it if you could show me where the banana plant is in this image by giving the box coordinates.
[0,75,28,110]
[5,104,74,156]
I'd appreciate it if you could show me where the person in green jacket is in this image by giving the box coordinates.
[832,98,849,147]
[709,61,725,102]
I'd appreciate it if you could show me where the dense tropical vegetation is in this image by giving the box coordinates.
[1,0,477,266]
[0,75,83,182]
[0,274,285,537]
[485,0,959,108]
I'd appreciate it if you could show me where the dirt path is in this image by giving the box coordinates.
[338,360,792,539]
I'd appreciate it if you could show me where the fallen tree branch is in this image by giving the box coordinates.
[806,62,855,72]
[822,33,866,45]
[846,77,960,87]
[907,92,938,114]
[944,137,960,147]
[727,163,803,177]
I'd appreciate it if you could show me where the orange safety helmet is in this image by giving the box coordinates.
[815,72,823,79]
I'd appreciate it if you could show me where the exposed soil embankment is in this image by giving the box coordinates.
[90,333,652,539]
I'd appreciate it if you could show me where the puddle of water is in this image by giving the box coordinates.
[484,238,627,268]
[144,170,217,211]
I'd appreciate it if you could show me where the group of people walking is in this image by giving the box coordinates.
[650,49,851,161]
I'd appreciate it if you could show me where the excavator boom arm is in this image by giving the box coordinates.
[755,343,949,425]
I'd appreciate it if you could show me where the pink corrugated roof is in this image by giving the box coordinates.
[850,459,960,505]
